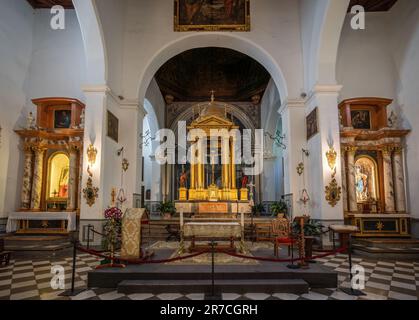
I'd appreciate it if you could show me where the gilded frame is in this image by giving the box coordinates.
[46,151,70,202]
[174,0,251,32]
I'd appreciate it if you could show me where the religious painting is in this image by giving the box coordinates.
[174,0,250,32]
[48,152,70,199]
[355,157,378,203]
[107,110,119,142]
[306,107,318,140]
[351,110,371,129]
[54,110,71,129]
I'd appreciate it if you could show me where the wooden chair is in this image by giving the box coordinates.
[271,217,296,257]
[0,239,11,267]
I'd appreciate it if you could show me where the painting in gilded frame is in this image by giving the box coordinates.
[54,110,71,129]
[174,0,250,32]
[107,110,119,143]
[351,110,371,130]
[306,107,319,140]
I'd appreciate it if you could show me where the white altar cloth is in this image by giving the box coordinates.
[183,222,242,238]
[6,212,77,233]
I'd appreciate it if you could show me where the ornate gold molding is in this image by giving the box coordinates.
[325,178,342,207]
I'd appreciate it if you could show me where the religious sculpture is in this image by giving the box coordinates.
[26,112,35,130]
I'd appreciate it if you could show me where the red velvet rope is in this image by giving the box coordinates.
[219,246,347,263]
[76,244,347,265]
[76,245,209,265]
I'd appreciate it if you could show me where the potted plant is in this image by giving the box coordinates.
[252,203,265,217]
[292,219,323,259]
[270,201,288,218]
[157,201,176,220]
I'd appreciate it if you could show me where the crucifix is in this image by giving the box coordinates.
[247,180,256,206]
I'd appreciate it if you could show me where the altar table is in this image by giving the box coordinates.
[183,222,243,252]
[6,212,77,233]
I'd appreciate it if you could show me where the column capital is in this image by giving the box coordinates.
[393,146,403,155]
[278,98,306,114]
[345,146,358,154]
[382,145,394,156]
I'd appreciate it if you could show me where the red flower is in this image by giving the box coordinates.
[104,207,123,220]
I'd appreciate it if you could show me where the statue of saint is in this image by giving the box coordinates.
[27,112,35,130]
[240,171,249,189]
[180,170,188,188]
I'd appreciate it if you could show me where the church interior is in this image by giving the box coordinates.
[0,0,419,302]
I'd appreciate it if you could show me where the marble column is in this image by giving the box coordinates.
[382,147,396,212]
[21,144,34,209]
[346,146,358,212]
[341,148,348,212]
[30,146,46,210]
[393,146,406,212]
[67,145,79,211]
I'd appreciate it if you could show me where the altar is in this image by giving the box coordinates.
[6,211,77,234]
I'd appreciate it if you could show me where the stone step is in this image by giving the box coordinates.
[117,279,309,295]
[354,238,419,249]
[353,243,419,260]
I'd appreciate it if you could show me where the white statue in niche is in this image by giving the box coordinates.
[27,112,35,130]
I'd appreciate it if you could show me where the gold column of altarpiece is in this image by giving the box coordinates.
[179,108,246,202]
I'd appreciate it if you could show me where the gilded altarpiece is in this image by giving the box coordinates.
[339,98,410,237]
[14,98,85,234]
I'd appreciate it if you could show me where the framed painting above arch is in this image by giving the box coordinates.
[174,0,251,32]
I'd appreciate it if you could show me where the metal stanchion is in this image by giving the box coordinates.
[340,233,366,296]
[205,240,221,300]
[86,225,93,250]
[59,236,86,297]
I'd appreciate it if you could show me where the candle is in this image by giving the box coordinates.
[180,210,184,227]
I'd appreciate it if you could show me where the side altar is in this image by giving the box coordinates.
[339,98,411,237]
[11,97,85,234]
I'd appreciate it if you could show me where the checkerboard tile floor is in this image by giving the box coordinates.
[0,252,418,300]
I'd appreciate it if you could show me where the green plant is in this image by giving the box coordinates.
[156,201,176,216]
[270,201,288,216]
[252,203,265,216]
[292,219,323,236]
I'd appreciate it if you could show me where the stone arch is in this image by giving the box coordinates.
[73,0,107,84]
[136,33,289,108]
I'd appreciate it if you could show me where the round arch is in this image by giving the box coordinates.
[136,33,289,108]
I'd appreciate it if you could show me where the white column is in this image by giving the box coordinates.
[382,147,396,213]
[346,146,358,213]
[31,145,46,210]
[341,147,348,212]
[279,99,306,212]
[21,144,33,210]
[67,144,79,211]
[305,85,344,221]
[393,147,406,212]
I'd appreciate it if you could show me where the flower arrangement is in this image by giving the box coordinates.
[102,207,123,251]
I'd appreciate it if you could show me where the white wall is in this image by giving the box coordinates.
[0,4,88,222]
[336,0,419,235]
[0,0,34,220]
[119,0,304,103]
[260,80,283,201]
[389,0,419,232]
[337,13,397,102]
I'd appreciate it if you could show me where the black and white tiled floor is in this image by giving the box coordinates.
[0,252,418,300]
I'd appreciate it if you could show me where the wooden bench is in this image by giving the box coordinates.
[0,239,11,267]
